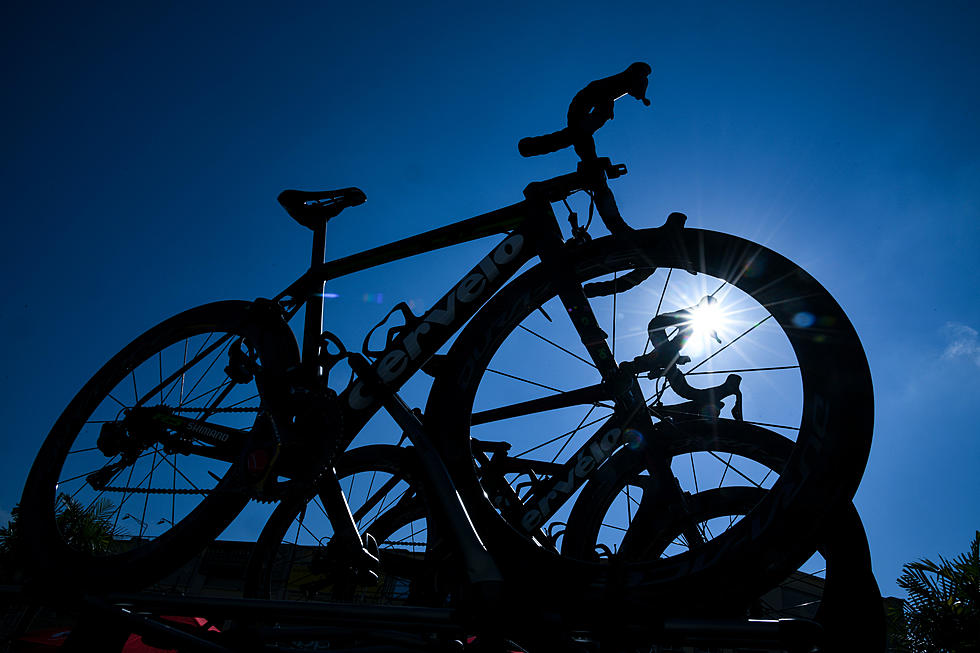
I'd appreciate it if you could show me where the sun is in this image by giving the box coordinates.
[684,296,728,355]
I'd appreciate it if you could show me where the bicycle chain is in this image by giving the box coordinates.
[98,485,213,495]
[155,405,262,413]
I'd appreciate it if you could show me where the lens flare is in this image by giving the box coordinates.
[624,428,645,451]
[684,296,728,355]
[792,311,815,328]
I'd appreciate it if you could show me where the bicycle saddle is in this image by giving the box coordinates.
[278,187,366,230]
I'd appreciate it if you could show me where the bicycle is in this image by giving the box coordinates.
[18,61,873,638]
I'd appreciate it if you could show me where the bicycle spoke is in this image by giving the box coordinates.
[485,368,566,394]
[197,379,239,421]
[171,341,233,408]
[645,268,673,357]
[686,314,772,375]
[223,392,261,410]
[180,339,188,404]
[313,497,330,523]
[136,333,233,408]
[690,452,699,494]
[182,377,234,412]
[705,451,765,488]
[626,483,632,524]
[112,459,162,518]
[743,419,799,432]
[407,519,421,551]
[619,485,642,510]
[138,448,159,538]
[759,468,774,486]
[113,464,136,532]
[296,517,325,545]
[703,520,715,540]
[368,485,410,526]
[518,324,596,369]
[363,472,378,522]
[654,408,799,432]
[67,446,100,455]
[158,351,164,405]
[550,404,598,463]
[685,364,799,376]
[107,392,128,410]
[718,453,734,487]
[513,413,611,458]
[157,452,205,493]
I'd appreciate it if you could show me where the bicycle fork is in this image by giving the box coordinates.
[525,199,702,554]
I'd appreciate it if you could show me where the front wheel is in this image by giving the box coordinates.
[244,445,440,607]
[18,300,300,591]
[426,225,873,607]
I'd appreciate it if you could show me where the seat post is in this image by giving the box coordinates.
[302,221,328,368]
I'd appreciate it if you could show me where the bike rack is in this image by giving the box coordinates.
[7,498,886,652]
[17,589,832,653]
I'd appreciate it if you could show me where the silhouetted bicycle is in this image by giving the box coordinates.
[19,62,873,643]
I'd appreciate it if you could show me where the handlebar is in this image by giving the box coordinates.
[518,62,651,159]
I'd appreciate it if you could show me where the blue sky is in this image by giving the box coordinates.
[2,1,978,601]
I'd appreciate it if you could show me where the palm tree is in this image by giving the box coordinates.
[52,494,118,554]
[1,494,119,579]
[892,531,980,653]
[0,504,25,578]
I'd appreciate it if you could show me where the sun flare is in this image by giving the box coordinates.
[685,296,728,355]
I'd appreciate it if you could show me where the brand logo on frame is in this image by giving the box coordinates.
[348,233,525,411]
[520,427,623,532]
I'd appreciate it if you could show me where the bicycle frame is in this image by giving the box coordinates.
[266,198,544,593]
[257,170,672,593]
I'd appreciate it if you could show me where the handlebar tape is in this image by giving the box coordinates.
[518,128,573,157]
[518,62,652,158]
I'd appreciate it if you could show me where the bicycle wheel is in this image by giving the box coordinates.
[244,445,439,607]
[560,419,792,563]
[425,225,873,604]
[562,422,885,650]
[18,300,300,591]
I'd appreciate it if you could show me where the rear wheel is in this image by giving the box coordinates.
[19,301,299,591]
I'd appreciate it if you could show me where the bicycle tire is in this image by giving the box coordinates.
[244,444,441,607]
[18,300,300,591]
[425,226,873,607]
[561,418,793,562]
[563,420,885,649]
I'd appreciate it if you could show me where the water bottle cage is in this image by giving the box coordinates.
[362,301,422,359]
[317,330,348,376]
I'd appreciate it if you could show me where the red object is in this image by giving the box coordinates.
[15,616,219,652]
[247,448,269,473]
